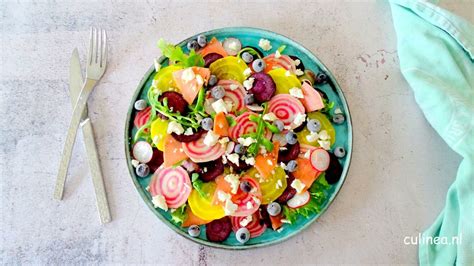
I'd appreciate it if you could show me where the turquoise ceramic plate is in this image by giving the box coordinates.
[125,27,352,249]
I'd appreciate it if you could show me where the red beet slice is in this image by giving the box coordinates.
[325,152,342,184]
[197,159,224,182]
[277,174,297,204]
[158,91,188,115]
[278,142,300,163]
[171,129,204,143]
[204,53,223,67]
[206,216,232,242]
[147,148,164,172]
[249,72,276,103]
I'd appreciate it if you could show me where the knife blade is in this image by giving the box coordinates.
[68,49,111,224]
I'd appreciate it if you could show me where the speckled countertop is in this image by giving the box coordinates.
[1,1,473,264]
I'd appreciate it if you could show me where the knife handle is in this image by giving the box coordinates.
[54,79,96,200]
[81,118,111,224]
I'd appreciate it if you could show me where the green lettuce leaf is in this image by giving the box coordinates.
[170,204,187,225]
[157,39,204,67]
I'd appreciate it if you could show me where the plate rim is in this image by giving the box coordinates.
[124,26,353,249]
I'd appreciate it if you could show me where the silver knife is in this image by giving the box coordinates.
[69,48,111,224]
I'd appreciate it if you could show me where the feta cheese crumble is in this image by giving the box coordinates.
[306,132,319,142]
[289,87,304,99]
[152,195,168,211]
[217,190,231,202]
[243,77,255,90]
[229,84,239,91]
[243,68,252,76]
[291,179,306,194]
[227,153,240,166]
[240,215,253,227]
[318,140,331,150]
[184,127,194,136]
[292,113,306,128]
[224,199,238,215]
[245,157,255,166]
[274,50,281,58]
[167,121,184,135]
[212,99,228,114]
[258,38,272,51]
[238,136,257,147]
[263,112,278,122]
[203,130,220,147]
[295,69,304,76]
[224,174,240,194]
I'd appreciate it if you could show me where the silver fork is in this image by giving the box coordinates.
[54,28,107,200]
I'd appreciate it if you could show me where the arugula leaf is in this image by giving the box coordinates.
[157,39,204,67]
[191,173,206,198]
[170,204,187,225]
[226,115,237,127]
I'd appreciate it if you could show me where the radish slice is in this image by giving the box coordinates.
[263,54,297,73]
[149,166,191,209]
[231,212,266,238]
[206,80,247,113]
[231,176,262,217]
[310,148,330,171]
[287,191,310,209]
[268,94,305,129]
[228,112,272,141]
[133,141,153,163]
[134,106,151,132]
[182,136,226,163]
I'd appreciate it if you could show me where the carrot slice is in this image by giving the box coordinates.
[254,143,279,180]
[181,206,211,227]
[172,67,210,104]
[163,136,188,167]
[292,157,320,191]
[213,112,229,136]
[198,37,228,58]
[269,213,283,230]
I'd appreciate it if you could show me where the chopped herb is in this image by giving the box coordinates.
[277,45,287,53]
[157,39,204,67]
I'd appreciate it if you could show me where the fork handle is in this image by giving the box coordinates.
[54,79,97,200]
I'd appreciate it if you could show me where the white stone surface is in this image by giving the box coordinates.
[1,1,472,264]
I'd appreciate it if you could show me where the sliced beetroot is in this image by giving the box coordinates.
[277,174,297,204]
[278,142,300,163]
[227,159,252,173]
[204,53,223,67]
[159,91,188,115]
[197,159,224,182]
[325,152,343,184]
[249,72,276,103]
[171,129,204,143]
[289,55,305,71]
[147,148,164,172]
[206,216,232,243]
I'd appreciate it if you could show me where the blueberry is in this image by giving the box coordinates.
[188,225,200,237]
[267,202,281,216]
[201,117,214,131]
[307,119,321,132]
[187,40,199,51]
[285,131,297,145]
[286,160,297,172]
[208,75,218,86]
[234,144,246,154]
[135,163,150,178]
[332,114,345,124]
[197,34,207,47]
[315,72,328,84]
[211,85,225,99]
[244,94,254,105]
[134,99,147,111]
[252,59,266,72]
[241,52,254,63]
[334,147,346,158]
[240,180,252,193]
[236,227,250,244]
[273,120,284,132]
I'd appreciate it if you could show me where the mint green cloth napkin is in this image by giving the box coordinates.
[390,0,473,264]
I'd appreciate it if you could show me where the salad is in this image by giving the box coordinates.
[129,34,347,244]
